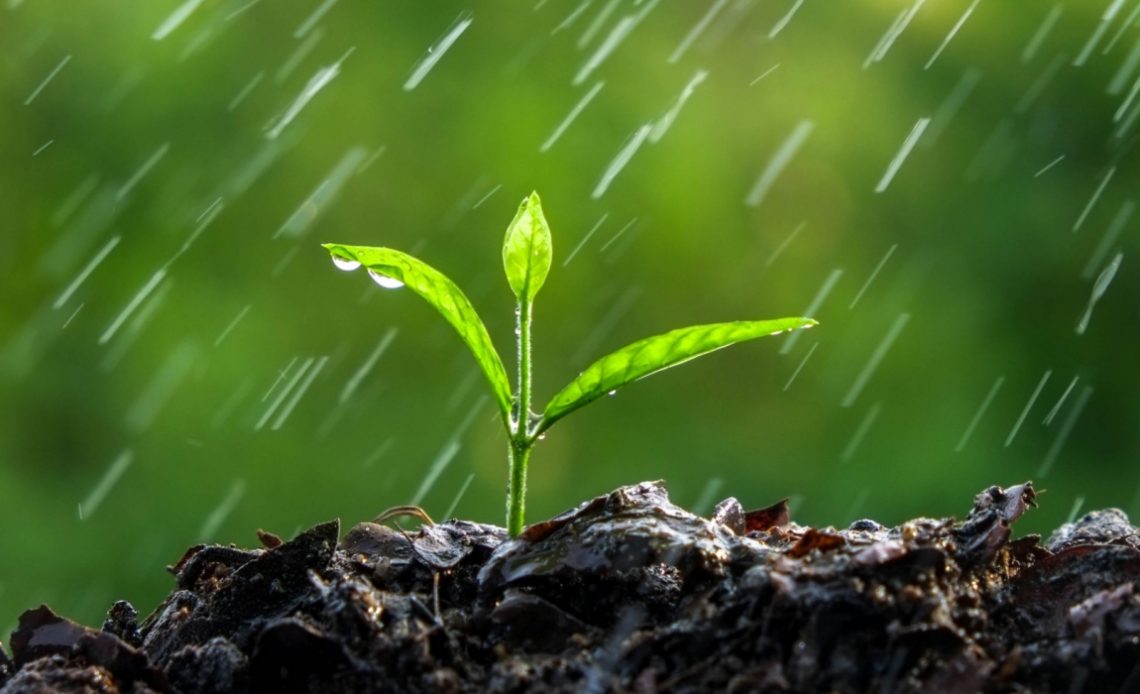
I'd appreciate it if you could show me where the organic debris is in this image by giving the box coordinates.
[2,481,1139,693]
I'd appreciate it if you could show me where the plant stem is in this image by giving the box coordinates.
[506,440,531,537]
[517,299,532,429]
[506,299,534,536]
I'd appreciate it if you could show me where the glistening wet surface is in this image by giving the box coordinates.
[2,481,1138,693]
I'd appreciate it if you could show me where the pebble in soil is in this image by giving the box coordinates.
[1,480,1139,693]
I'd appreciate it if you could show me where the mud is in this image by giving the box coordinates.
[2,481,1139,693]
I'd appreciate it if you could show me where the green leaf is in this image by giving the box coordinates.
[322,243,513,419]
[539,317,818,431]
[502,192,553,303]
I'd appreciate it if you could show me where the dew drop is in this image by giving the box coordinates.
[331,255,361,271]
[368,269,405,289]
[608,389,617,396]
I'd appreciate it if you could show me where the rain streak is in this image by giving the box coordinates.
[0,0,1136,637]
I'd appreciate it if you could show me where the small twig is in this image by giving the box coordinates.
[409,594,442,629]
[372,505,434,526]
[433,572,442,622]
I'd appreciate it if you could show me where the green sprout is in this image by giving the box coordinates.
[323,192,817,537]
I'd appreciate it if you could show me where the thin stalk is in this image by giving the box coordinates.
[517,300,533,430]
[506,441,531,537]
[507,299,535,536]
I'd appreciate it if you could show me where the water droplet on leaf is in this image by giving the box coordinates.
[368,269,405,289]
[332,255,361,271]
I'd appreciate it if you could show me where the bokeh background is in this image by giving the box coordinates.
[2,0,1138,632]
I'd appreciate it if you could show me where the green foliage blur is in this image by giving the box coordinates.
[1,1,1138,631]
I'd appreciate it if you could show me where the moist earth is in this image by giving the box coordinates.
[1,481,1139,693]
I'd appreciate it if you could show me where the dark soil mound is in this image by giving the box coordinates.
[2,481,1139,693]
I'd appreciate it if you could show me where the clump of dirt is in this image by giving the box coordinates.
[2,481,1139,693]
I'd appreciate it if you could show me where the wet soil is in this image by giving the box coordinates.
[2,481,1139,693]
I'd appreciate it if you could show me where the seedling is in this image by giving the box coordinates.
[323,193,816,537]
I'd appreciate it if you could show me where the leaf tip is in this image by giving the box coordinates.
[503,190,553,302]
[324,243,364,272]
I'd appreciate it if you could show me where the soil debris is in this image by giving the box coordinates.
[2,480,1139,693]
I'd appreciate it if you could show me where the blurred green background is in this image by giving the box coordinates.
[2,0,1138,632]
